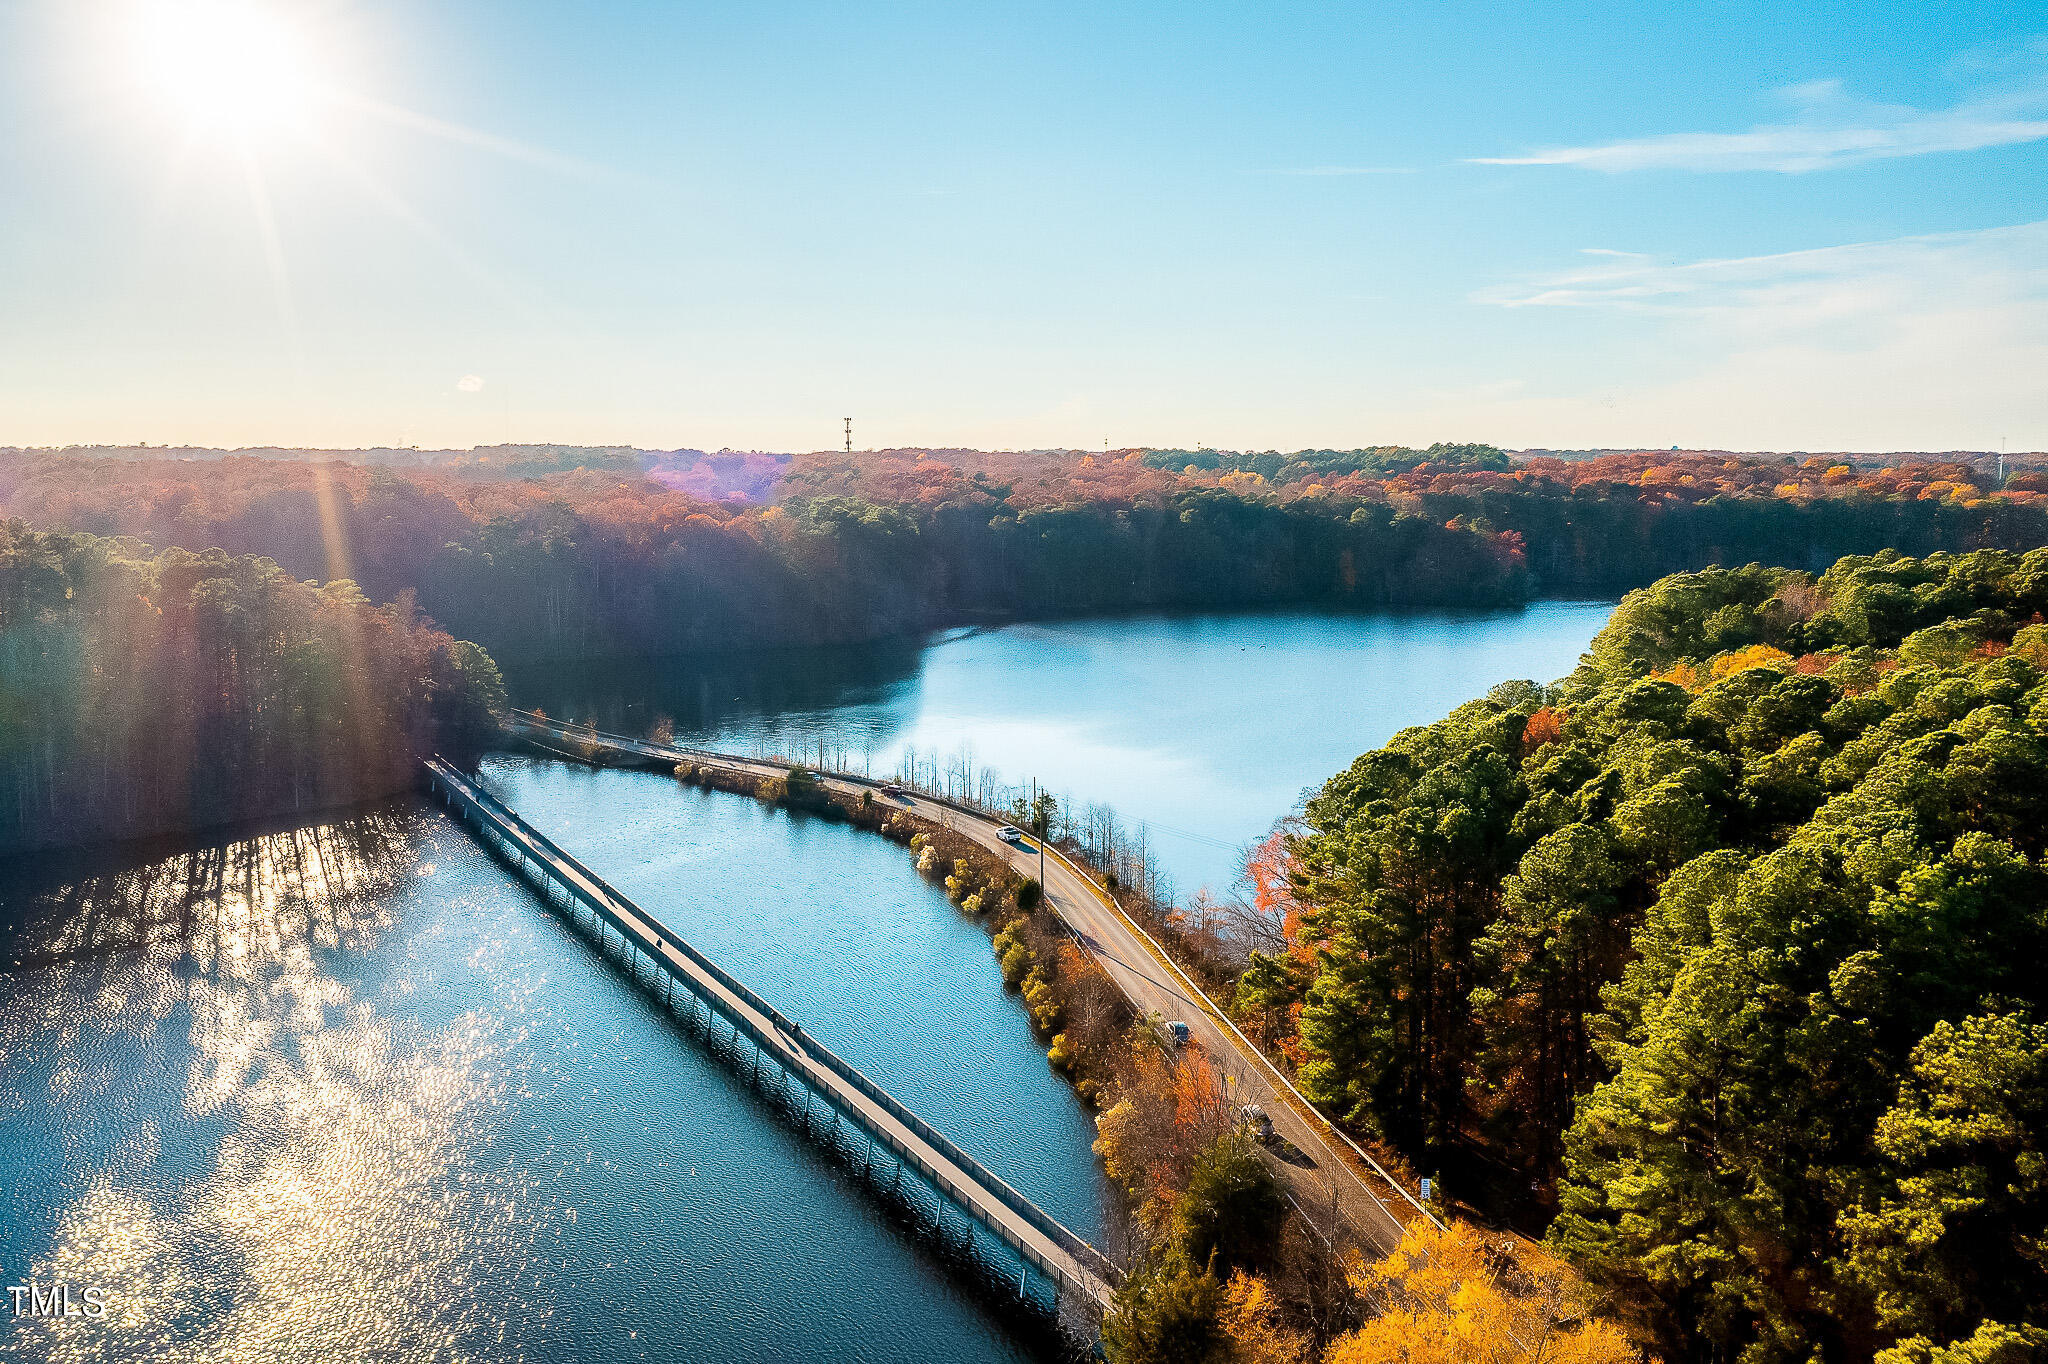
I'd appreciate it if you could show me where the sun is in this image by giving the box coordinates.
[130,0,326,141]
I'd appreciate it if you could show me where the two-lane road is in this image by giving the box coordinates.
[504,716,1421,1256]
[869,787,1415,1256]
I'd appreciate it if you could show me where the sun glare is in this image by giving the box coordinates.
[130,0,325,140]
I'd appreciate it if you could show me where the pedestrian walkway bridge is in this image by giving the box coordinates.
[424,758,1119,1315]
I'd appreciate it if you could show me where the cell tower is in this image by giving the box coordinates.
[844,417,852,454]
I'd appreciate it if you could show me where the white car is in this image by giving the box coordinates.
[996,824,1024,843]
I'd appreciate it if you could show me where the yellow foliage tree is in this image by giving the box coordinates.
[1709,643,1792,678]
[1324,1221,1639,1364]
[1220,1271,1310,1364]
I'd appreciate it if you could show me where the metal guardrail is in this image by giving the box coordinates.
[502,710,1441,1238]
[426,756,1119,1294]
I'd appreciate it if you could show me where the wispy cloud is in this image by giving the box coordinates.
[1439,220,2048,450]
[1479,219,2048,315]
[1469,60,2048,172]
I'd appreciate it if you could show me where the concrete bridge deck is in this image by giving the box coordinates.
[424,757,1119,1312]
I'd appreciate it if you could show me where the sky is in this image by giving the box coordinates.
[1,1,2043,454]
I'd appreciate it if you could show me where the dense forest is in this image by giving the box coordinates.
[0,523,507,853]
[0,447,1530,662]
[4,446,2044,664]
[1238,549,2048,1363]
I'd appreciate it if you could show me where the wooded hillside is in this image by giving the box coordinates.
[1242,549,2048,1362]
[0,523,507,853]
[6,446,2046,664]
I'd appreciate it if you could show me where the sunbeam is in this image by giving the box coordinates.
[106,0,610,352]
[234,139,302,365]
[336,92,624,184]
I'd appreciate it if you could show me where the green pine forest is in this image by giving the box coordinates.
[1242,548,2048,1363]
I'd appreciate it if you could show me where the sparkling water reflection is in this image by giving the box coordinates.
[1,799,1097,1363]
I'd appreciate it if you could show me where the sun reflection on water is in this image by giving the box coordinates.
[2,813,550,1363]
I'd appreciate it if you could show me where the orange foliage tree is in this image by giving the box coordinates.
[1326,1221,1639,1364]
[1521,706,1566,753]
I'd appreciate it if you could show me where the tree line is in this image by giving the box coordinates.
[0,522,507,854]
[12,446,2044,667]
[0,450,1527,663]
[1239,549,2048,1363]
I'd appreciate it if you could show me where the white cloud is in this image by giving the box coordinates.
[455,374,485,393]
[1469,62,2048,172]
[1479,219,2048,315]
[1435,220,2048,449]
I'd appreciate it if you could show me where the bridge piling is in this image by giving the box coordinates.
[424,757,1119,1321]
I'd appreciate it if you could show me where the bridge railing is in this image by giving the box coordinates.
[499,712,1438,1238]
[429,757,1119,1291]
[789,1018,1120,1284]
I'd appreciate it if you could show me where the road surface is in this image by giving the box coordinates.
[504,716,1426,1256]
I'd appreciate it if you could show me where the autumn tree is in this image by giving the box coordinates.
[1326,1220,1638,1364]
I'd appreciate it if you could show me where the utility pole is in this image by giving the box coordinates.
[1033,778,1045,888]
[844,417,852,455]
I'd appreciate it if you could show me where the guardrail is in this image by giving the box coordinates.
[428,755,1118,1294]
[501,710,1441,1237]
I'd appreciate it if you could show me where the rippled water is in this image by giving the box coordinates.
[511,602,1617,894]
[3,604,1619,1362]
[0,787,1103,1363]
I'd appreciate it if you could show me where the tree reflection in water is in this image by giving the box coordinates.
[0,806,553,1364]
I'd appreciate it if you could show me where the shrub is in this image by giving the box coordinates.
[1024,970,1062,1031]
[1172,1132,1287,1275]
[1102,1254,1232,1364]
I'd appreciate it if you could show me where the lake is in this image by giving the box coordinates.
[0,602,1614,1362]
[510,602,1616,896]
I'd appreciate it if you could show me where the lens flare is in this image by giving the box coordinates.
[130,0,324,140]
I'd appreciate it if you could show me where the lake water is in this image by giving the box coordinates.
[1,602,1615,1362]
[0,786,1103,1364]
[511,603,1616,896]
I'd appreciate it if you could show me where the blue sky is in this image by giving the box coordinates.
[2,1,2043,452]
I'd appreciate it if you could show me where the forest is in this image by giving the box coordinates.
[0,522,507,853]
[4,445,2044,665]
[1235,549,2048,1363]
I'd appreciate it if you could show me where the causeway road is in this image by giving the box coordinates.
[506,717,1422,1257]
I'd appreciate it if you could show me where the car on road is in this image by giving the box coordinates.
[1165,1020,1191,1048]
[1238,1103,1273,1142]
[882,783,906,797]
[996,824,1024,842]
